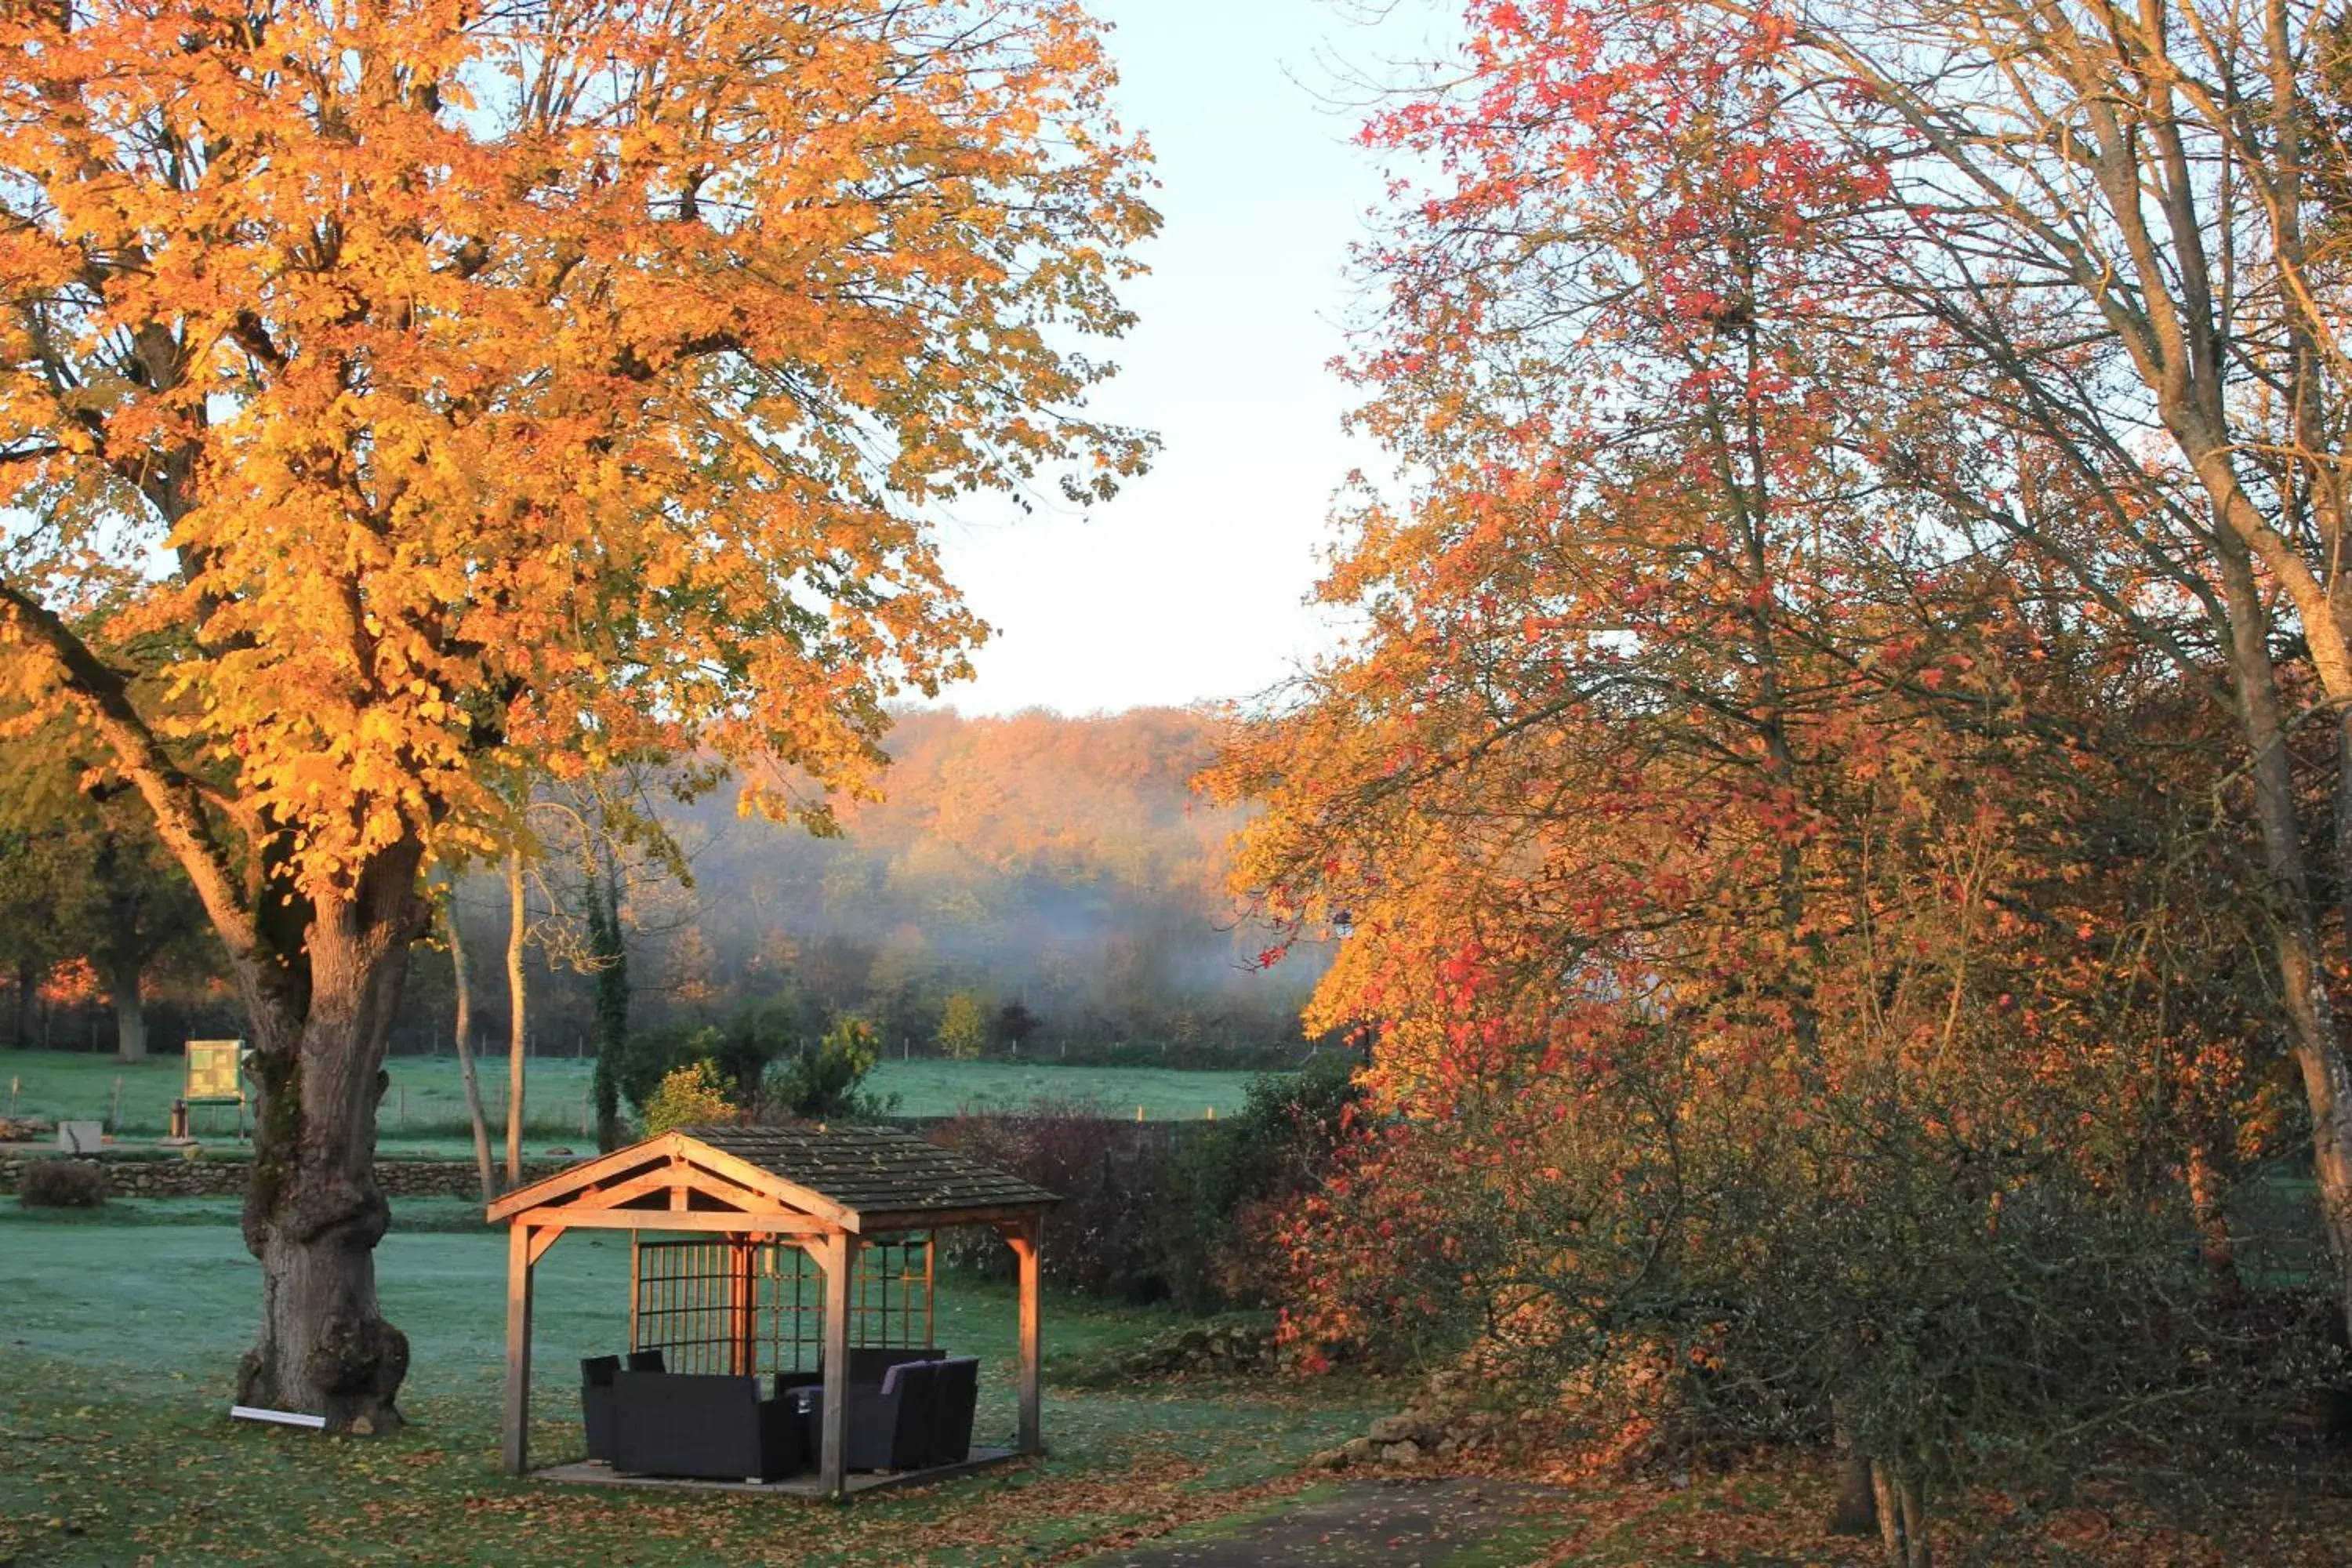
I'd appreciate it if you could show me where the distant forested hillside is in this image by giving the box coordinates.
[408,706,1326,1065]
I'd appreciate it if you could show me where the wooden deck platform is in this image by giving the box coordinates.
[529,1447,1022,1498]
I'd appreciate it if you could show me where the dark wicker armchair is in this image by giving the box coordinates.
[845,1357,942,1472]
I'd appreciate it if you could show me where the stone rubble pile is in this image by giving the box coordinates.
[1112,1318,1279,1377]
[1308,1370,1515,1472]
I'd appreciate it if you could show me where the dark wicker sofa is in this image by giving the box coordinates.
[609,1370,805,1482]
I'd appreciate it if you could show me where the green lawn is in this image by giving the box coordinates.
[0,1198,1385,1567]
[7,1200,2341,1566]
[0,1050,1261,1146]
[865,1059,1257,1123]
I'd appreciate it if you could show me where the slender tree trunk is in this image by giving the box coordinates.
[1897,1475,1930,1568]
[236,844,424,1432]
[1871,1459,1928,1568]
[104,950,146,1063]
[10,957,30,1045]
[504,849,525,1188]
[443,886,496,1204]
[1871,1459,1904,1568]
[97,835,146,1061]
[2186,1140,2241,1299]
[2336,710,2352,952]
[2213,539,2352,1335]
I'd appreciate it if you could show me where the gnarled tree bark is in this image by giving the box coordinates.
[235,839,427,1431]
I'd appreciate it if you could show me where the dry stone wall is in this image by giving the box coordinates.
[0,1152,578,1200]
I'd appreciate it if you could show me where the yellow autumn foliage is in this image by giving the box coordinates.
[641,1061,739,1139]
[0,0,1157,920]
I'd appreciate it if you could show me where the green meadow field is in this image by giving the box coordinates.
[0,1050,1261,1148]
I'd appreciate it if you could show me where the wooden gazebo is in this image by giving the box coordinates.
[486,1122,1057,1497]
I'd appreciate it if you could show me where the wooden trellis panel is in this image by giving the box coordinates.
[631,1232,935,1374]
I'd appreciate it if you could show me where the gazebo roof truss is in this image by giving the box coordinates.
[488,1123,1059,1236]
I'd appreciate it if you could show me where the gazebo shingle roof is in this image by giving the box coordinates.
[676,1121,1058,1219]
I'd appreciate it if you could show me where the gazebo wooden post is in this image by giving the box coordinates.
[728,1233,757,1375]
[1006,1216,1043,1455]
[818,1230,856,1497]
[503,1218,535,1475]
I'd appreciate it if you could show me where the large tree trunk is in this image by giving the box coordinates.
[235,846,424,1432]
[444,886,497,1204]
[1828,1421,1878,1536]
[504,849,525,1188]
[7,583,429,1434]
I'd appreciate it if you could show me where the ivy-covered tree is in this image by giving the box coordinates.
[586,867,628,1153]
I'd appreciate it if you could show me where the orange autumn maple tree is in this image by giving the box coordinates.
[0,0,1152,1429]
[1214,3,2309,1552]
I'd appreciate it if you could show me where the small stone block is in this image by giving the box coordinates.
[58,1121,103,1154]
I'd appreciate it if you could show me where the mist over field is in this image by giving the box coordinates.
[408,706,1327,1065]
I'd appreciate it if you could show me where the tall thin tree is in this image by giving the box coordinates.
[437,875,496,1204]
[503,850,526,1189]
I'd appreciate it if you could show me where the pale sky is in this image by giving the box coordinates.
[925,0,1449,717]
